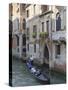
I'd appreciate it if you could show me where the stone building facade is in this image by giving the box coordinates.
[25,5,66,73]
[9,4,66,73]
[51,6,66,72]
[9,3,26,59]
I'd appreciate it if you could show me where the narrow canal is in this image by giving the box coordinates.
[12,57,66,87]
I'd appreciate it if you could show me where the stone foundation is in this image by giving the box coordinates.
[53,62,66,74]
[33,58,43,66]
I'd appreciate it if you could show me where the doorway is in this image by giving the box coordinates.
[44,45,49,67]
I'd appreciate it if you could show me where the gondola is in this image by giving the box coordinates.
[26,59,50,84]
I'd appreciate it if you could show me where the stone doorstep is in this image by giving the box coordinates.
[32,58,49,67]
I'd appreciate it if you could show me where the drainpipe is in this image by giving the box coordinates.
[39,16,41,64]
[48,5,53,84]
[50,5,52,69]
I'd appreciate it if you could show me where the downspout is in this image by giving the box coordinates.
[50,5,53,70]
[38,7,40,62]
[49,6,53,83]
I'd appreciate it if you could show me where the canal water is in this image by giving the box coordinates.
[12,57,66,87]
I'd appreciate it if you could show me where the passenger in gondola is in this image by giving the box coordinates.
[35,69,41,76]
[31,67,36,74]
[27,62,32,69]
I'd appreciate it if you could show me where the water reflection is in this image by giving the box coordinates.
[12,58,41,86]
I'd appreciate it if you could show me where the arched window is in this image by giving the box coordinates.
[56,12,61,31]
[23,18,26,30]
[17,18,19,30]
[22,34,26,46]
[16,35,19,46]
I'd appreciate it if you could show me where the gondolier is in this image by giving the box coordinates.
[26,62,32,69]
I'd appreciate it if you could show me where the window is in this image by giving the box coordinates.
[23,18,26,30]
[55,45,60,58]
[56,12,61,31]
[16,35,19,46]
[34,4,36,15]
[22,4,25,10]
[46,20,49,33]
[27,10,29,17]
[22,34,26,46]
[27,28,29,35]
[33,25,37,38]
[23,48,26,52]
[17,19,19,30]
[17,3,19,5]
[10,4,13,16]
[27,44,29,51]
[34,44,36,53]
[41,5,48,13]
[63,9,66,29]
[17,48,19,52]
[61,9,66,30]
[42,22,44,32]
[9,20,12,33]
[26,28,29,40]
[17,8,19,13]
[33,25,37,32]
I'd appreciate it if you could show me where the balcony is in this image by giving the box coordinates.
[32,32,37,38]
[52,30,66,44]
[39,32,48,39]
